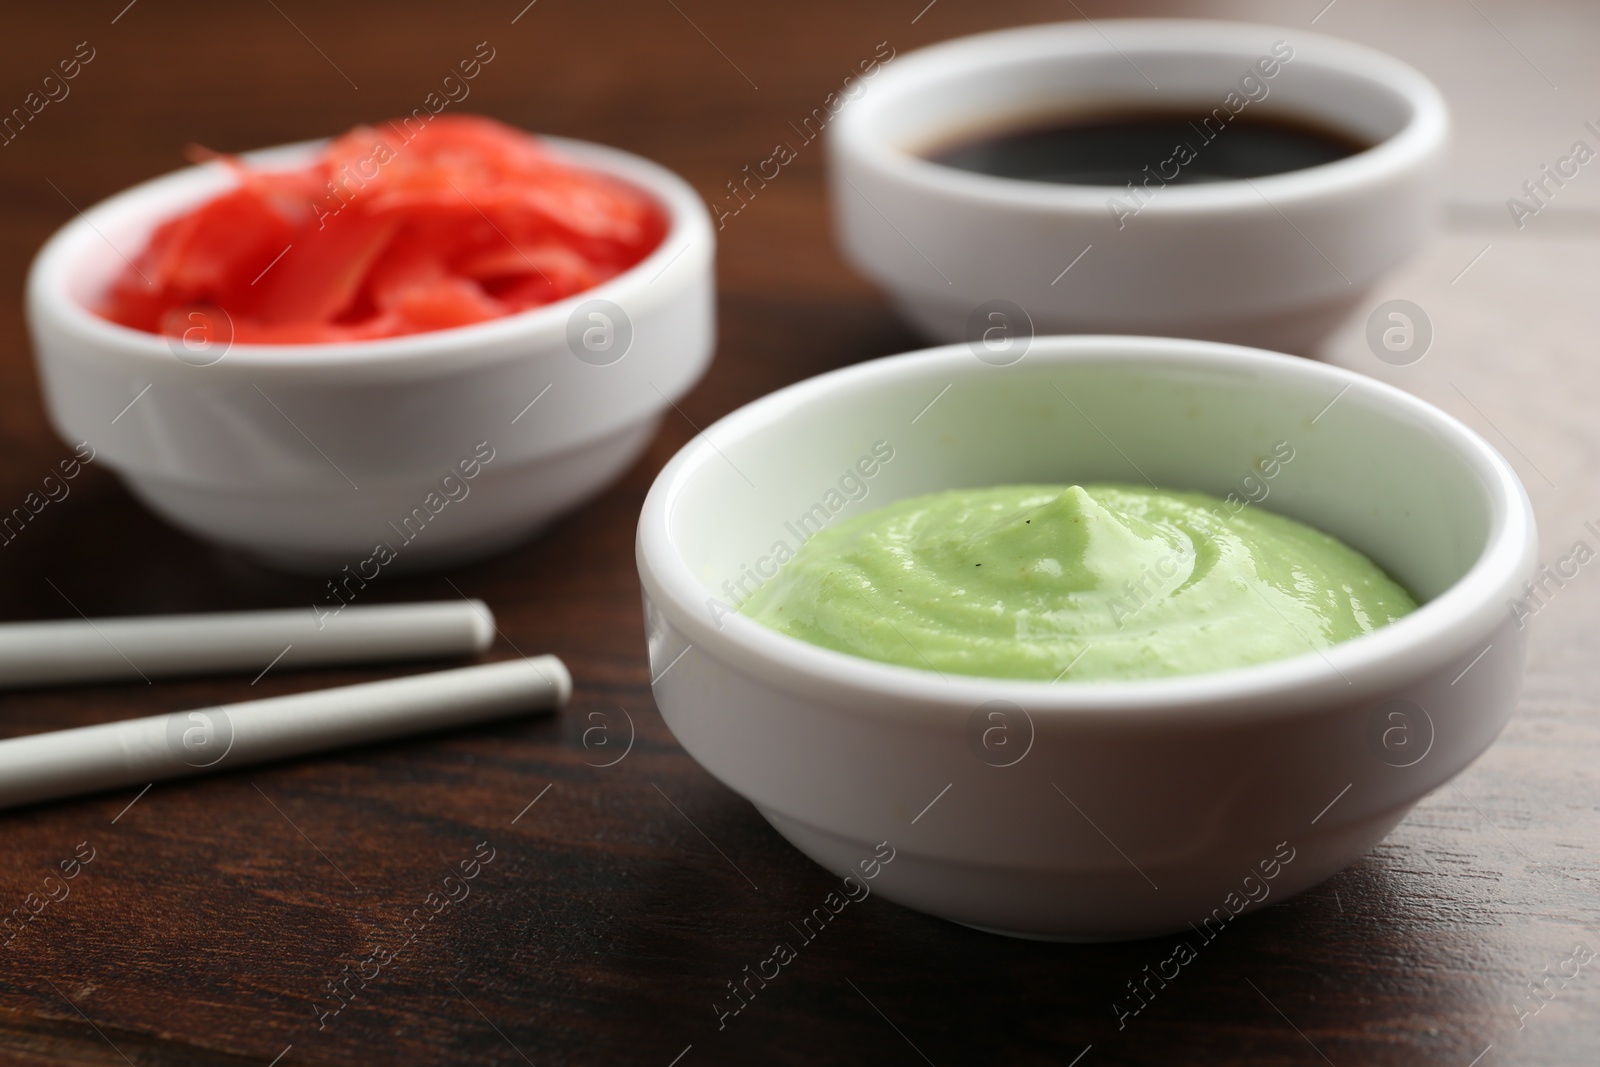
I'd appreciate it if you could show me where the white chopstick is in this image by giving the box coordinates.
[0,601,497,689]
[0,657,571,810]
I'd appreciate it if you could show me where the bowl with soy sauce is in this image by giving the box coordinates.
[829,20,1447,355]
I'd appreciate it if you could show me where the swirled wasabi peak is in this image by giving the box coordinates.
[739,484,1417,682]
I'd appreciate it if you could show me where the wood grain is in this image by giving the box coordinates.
[0,1,1596,1064]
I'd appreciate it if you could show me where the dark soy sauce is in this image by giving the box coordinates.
[927,110,1371,186]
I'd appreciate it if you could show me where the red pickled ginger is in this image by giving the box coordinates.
[97,116,669,344]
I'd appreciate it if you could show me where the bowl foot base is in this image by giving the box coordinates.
[115,416,662,575]
[244,520,554,575]
[756,800,1416,941]
[893,291,1370,358]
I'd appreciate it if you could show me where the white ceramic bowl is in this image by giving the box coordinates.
[28,135,714,572]
[830,20,1448,355]
[636,336,1535,940]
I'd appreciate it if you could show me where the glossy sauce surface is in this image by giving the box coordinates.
[927,110,1370,186]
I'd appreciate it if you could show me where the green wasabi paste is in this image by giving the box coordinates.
[740,484,1417,681]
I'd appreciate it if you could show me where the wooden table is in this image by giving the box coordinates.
[1,1,1596,1064]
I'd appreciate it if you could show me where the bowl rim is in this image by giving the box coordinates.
[26,131,710,371]
[636,336,1536,722]
[831,18,1450,216]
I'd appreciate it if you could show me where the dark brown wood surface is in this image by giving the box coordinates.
[1,1,1597,1064]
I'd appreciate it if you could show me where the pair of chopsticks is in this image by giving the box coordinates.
[0,601,569,811]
